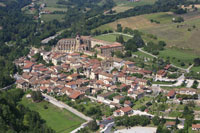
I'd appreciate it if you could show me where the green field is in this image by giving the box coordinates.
[114,0,156,7]
[159,48,198,68]
[132,51,154,59]
[111,0,156,13]
[42,14,65,22]
[20,96,85,133]
[94,34,132,42]
[37,0,67,22]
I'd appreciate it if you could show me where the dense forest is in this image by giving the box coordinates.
[0,88,54,132]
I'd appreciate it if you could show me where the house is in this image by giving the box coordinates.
[113,95,124,103]
[124,100,132,107]
[167,90,176,99]
[164,64,171,70]
[98,72,113,81]
[112,57,124,70]
[16,79,29,90]
[69,91,84,100]
[97,91,114,102]
[192,124,200,131]
[67,73,79,80]
[65,81,77,89]
[23,62,34,72]
[113,106,133,116]
[60,87,74,96]
[178,88,197,95]
[77,87,91,94]
[124,61,135,68]
[156,70,167,79]
[165,121,176,128]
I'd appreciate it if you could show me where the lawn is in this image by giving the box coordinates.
[191,66,200,73]
[159,48,198,68]
[94,34,132,42]
[132,51,154,59]
[133,96,152,110]
[20,96,85,133]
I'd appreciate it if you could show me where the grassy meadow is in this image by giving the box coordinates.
[94,33,132,42]
[20,96,85,133]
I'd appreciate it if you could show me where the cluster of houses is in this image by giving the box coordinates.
[15,47,155,112]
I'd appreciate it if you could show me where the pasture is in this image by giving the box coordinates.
[20,96,85,133]
[94,33,132,42]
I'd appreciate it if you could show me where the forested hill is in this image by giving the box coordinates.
[0,0,35,88]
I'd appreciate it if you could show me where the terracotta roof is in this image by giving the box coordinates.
[167,90,176,97]
[165,121,176,126]
[69,91,83,99]
[120,106,132,113]
[113,95,124,100]
[192,124,200,128]
[157,70,166,75]
[23,62,34,69]
[100,42,122,49]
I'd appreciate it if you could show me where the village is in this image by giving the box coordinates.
[15,35,200,132]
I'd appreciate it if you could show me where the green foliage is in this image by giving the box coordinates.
[125,34,144,52]
[88,120,99,131]
[31,91,44,102]
[115,115,150,127]
[152,116,161,125]
[0,89,54,132]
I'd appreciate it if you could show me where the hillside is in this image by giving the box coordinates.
[95,10,200,56]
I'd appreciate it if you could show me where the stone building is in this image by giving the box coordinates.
[96,42,123,57]
[55,35,91,53]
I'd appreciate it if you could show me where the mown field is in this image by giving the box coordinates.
[20,96,85,133]
[94,33,132,42]
[112,0,156,13]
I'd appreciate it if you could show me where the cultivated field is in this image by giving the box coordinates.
[20,96,85,133]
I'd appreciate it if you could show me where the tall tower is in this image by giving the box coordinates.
[75,34,81,51]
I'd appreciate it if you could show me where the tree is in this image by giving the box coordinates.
[116,35,124,44]
[116,24,123,32]
[31,91,44,102]
[88,120,99,131]
[152,116,161,125]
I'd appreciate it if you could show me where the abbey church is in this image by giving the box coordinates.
[55,35,91,53]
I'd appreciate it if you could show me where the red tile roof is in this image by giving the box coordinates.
[192,124,200,128]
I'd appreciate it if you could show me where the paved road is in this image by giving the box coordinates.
[42,94,92,122]
[186,79,194,88]
[102,32,133,38]
[138,48,158,58]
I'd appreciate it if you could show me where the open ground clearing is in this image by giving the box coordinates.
[20,96,85,133]
[94,33,132,42]
[111,0,156,13]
